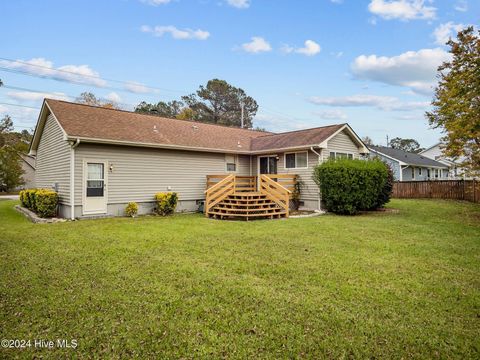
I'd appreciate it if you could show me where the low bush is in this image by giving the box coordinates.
[154,192,178,216]
[313,159,389,215]
[34,189,59,218]
[21,189,39,211]
[19,190,27,207]
[125,202,139,217]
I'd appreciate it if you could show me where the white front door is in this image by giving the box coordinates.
[84,161,107,214]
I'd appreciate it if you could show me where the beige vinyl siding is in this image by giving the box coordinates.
[323,130,361,161]
[237,155,251,175]
[35,114,70,205]
[74,143,251,205]
[278,150,320,201]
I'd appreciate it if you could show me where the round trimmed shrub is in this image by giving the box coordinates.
[125,202,139,217]
[313,158,389,215]
[154,192,178,216]
[34,189,58,218]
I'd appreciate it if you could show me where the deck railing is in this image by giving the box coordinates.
[204,174,235,216]
[206,174,297,194]
[205,174,297,218]
[259,175,291,217]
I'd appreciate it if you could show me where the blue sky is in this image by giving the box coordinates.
[0,0,478,147]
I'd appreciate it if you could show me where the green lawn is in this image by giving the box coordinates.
[1,200,479,359]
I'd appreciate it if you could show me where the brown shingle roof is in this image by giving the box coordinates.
[45,99,269,153]
[251,124,345,151]
[43,99,347,153]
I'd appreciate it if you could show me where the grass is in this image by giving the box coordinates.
[1,199,479,359]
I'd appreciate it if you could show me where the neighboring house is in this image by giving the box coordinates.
[369,145,449,181]
[17,154,36,190]
[29,99,369,219]
[420,143,469,179]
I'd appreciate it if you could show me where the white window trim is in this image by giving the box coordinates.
[225,154,237,173]
[329,151,355,160]
[284,151,309,170]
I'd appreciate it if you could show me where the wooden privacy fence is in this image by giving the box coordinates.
[392,180,479,203]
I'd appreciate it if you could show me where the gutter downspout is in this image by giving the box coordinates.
[70,138,80,220]
[310,146,322,211]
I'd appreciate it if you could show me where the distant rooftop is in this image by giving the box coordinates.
[369,146,448,168]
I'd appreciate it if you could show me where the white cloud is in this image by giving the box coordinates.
[254,113,313,133]
[283,40,321,56]
[141,25,210,40]
[351,48,450,95]
[454,0,468,12]
[7,91,69,102]
[140,0,172,5]
[313,109,347,120]
[330,0,343,3]
[226,0,250,9]
[241,37,272,53]
[0,58,106,87]
[432,22,466,45]
[309,94,430,111]
[368,0,436,21]
[105,92,122,103]
[124,81,150,94]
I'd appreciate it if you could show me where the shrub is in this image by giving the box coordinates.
[313,158,388,215]
[22,188,38,211]
[125,202,139,217]
[154,192,178,216]
[372,163,394,209]
[19,190,27,207]
[34,189,59,218]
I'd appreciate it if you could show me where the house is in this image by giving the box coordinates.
[29,99,369,219]
[369,145,449,181]
[420,143,468,179]
[17,154,36,190]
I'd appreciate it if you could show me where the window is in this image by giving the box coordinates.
[419,168,422,176]
[435,169,439,178]
[411,167,415,180]
[329,152,354,160]
[427,169,431,178]
[86,163,104,197]
[225,155,236,172]
[285,151,308,169]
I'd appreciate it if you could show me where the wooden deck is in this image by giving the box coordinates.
[204,174,297,220]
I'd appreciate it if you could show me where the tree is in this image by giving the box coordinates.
[0,147,24,192]
[76,92,119,109]
[176,107,196,120]
[426,26,480,173]
[135,79,259,128]
[362,136,373,145]
[0,115,14,147]
[182,79,258,128]
[389,137,423,153]
[135,100,184,118]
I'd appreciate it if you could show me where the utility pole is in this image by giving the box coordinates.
[386,135,389,147]
[240,101,244,128]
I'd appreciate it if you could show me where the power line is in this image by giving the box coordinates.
[0,102,38,110]
[0,57,185,95]
[1,84,138,109]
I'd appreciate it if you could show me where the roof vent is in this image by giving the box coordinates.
[192,125,199,131]
[237,141,242,148]
[153,125,158,133]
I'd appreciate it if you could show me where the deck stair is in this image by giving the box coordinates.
[204,175,296,220]
[208,192,286,220]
